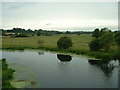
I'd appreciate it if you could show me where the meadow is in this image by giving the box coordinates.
[1,34,119,60]
[1,34,93,50]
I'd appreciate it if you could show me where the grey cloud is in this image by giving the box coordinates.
[45,23,53,26]
[2,2,37,10]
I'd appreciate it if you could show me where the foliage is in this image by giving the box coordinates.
[2,58,16,89]
[90,29,114,52]
[92,28,100,38]
[14,33,29,37]
[99,32,114,52]
[2,34,92,50]
[65,31,71,34]
[2,68,15,81]
[2,58,8,70]
[57,36,73,49]
[89,39,101,51]
[92,28,111,38]
[99,28,110,37]
[2,33,119,60]
[1,28,92,37]
[2,81,16,89]
[37,32,41,36]
[77,33,81,35]
[114,32,120,46]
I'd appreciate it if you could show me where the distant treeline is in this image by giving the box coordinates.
[0,28,92,37]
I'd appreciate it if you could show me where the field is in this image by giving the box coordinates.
[1,34,93,51]
[1,34,119,60]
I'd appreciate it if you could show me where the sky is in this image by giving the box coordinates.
[1,1,118,31]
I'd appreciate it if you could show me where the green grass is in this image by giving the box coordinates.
[1,34,119,60]
[1,34,93,50]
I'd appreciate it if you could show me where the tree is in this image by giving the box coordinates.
[114,32,120,46]
[99,32,114,52]
[99,28,109,37]
[92,28,100,38]
[37,32,41,36]
[57,36,72,49]
[89,39,101,51]
[65,31,71,34]
[14,33,28,37]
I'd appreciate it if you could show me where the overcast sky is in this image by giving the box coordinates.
[1,2,118,31]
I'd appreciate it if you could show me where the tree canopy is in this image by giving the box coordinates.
[57,36,73,49]
[92,28,100,38]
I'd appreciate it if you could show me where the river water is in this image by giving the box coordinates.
[0,50,119,88]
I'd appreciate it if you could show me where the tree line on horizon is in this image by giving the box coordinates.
[0,27,92,37]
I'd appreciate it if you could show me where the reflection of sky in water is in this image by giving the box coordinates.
[1,50,118,88]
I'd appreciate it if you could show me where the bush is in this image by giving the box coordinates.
[112,50,120,60]
[2,58,16,89]
[99,32,114,52]
[2,81,16,89]
[57,36,72,49]
[2,58,8,70]
[89,39,101,51]
[2,68,15,81]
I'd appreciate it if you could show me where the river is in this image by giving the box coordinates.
[0,50,119,88]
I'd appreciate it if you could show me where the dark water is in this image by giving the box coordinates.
[1,50,119,88]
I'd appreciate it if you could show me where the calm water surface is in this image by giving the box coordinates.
[0,50,119,88]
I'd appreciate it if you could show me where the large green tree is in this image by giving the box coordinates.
[57,36,72,49]
[99,28,110,37]
[92,28,100,38]
[99,32,114,52]
[114,32,120,46]
[89,38,101,51]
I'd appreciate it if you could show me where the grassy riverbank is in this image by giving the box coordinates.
[1,44,119,60]
[1,34,119,60]
[2,58,16,89]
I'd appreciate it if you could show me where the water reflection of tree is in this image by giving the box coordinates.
[57,54,72,62]
[88,59,115,78]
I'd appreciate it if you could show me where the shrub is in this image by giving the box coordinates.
[57,36,72,49]
[2,58,16,89]
[99,32,114,52]
[2,81,16,89]
[112,50,120,60]
[2,68,15,81]
[89,39,101,51]
[2,58,8,70]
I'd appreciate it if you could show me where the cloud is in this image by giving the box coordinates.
[45,23,53,26]
[2,2,118,31]
[3,3,24,10]
[2,2,37,10]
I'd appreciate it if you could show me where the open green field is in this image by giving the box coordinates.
[1,34,93,51]
[1,34,119,60]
